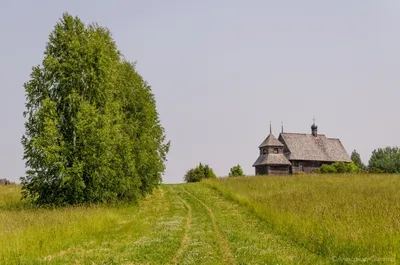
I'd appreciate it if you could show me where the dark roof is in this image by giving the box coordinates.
[279,133,351,162]
[258,133,284,148]
[253,154,291,166]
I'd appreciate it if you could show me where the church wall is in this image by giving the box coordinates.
[268,166,290,175]
[255,166,268,175]
[290,160,333,173]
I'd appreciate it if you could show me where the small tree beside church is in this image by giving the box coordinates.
[351,150,367,172]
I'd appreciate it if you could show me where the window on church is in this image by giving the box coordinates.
[273,148,278,154]
[263,149,267,154]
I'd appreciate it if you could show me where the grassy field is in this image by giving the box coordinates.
[204,174,400,264]
[1,174,398,264]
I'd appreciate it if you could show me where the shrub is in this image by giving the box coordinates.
[319,164,337,174]
[184,163,217,183]
[318,162,358,174]
[228,165,245,177]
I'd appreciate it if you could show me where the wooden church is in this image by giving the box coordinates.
[253,121,351,175]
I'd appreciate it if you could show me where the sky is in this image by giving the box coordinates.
[1,0,399,183]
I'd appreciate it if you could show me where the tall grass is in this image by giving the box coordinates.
[0,185,142,264]
[0,184,191,264]
[204,174,400,263]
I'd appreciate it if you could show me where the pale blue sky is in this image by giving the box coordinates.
[1,0,399,183]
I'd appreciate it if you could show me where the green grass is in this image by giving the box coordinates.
[0,183,328,264]
[2,175,398,264]
[0,185,188,264]
[204,174,400,263]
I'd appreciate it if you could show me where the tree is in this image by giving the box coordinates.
[228,165,245,177]
[351,150,367,171]
[184,163,217,183]
[21,13,169,205]
[368,147,400,173]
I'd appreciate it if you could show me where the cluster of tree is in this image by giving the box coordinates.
[368,147,400,173]
[21,13,169,205]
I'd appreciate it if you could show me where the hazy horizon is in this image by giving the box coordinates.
[1,0,399,183]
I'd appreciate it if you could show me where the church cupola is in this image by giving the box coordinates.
[311,118,318,137]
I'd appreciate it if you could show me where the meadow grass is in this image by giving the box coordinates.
[1,184,330,264]
[176,183,327,264]
[3,176,397,264]
[204,174,400,263]
[0,185,188,264]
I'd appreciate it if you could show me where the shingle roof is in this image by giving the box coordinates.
[279,133,351,162]
[258,133,284,148]
[253,154,291,166]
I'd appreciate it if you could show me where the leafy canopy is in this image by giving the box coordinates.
[228,165,245,177]
[21,13,169,205]
[184,163,217,183]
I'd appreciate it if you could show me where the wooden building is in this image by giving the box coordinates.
[253,122,351,175]
[0,179,9,185]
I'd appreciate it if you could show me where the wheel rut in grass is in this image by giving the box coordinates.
[183,187,236,265]
[170,192,192,265]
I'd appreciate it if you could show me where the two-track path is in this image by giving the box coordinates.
[167,183,326,265]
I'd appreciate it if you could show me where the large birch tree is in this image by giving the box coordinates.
[21,13,169,205]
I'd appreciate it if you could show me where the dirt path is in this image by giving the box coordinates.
[171,183,327,265]
[170,194,192,265]
[183,188,236,265]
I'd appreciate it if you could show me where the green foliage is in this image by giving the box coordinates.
[184,163,217,183]
[228,165,245,177]
[319,164,337,174]
[350,150,367,171]
[318,162,358,174]
[368,146,400,173]
[21,13,169,205]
